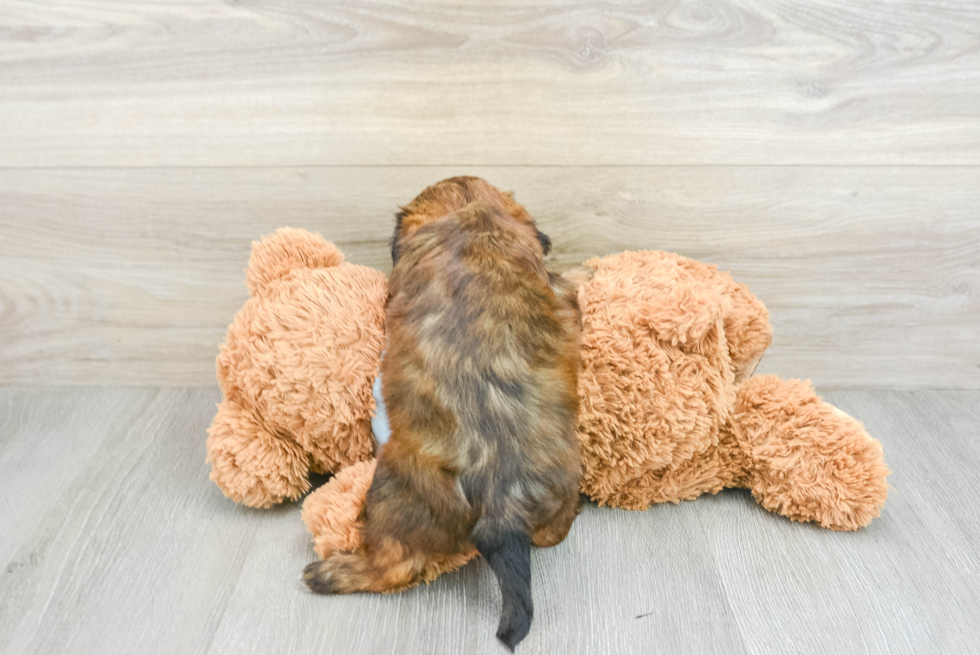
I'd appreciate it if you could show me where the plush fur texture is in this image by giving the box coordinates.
[208,180,889,587]
[572,249,888,528]
[206,228,387,507]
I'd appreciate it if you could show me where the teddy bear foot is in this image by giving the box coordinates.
[732,375,890,531]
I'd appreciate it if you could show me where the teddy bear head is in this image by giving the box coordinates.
[207,229,387,506]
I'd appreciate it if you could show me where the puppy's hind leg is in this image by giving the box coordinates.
[304,458,473,595]
[303,538,426,595]
[532,492,584,549]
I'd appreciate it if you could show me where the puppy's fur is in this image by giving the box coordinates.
[304,178,582,651]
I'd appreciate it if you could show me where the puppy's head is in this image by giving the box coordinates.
[392,177,550,264]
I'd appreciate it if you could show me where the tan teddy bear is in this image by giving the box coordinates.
[206,228,386,507]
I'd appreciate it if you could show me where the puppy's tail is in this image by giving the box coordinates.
[475,530,533,651]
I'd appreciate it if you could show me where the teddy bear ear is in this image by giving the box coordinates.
[634,282,727,347]
[724,283,774,382]
[245,227,344,296]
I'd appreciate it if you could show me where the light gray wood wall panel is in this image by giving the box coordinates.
[1,1,979,166]
[1,167,977,387]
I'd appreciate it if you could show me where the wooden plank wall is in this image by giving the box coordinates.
[1,0,978,388]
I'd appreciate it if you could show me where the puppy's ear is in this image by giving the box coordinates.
[391,210,406,265]
[536,229,552,256]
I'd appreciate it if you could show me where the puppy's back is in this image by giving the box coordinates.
[384,201,579,477]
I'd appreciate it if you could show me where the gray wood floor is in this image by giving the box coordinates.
[1,387,978,655]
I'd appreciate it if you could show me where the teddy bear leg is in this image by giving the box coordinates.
[731,375,889,531]
[206,400,312,508]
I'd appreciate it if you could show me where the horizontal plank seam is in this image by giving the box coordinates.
[2,164,980,171]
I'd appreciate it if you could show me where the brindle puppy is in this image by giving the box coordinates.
[303,178,582,650]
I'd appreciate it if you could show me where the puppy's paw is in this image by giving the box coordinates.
[303,560,337,594]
